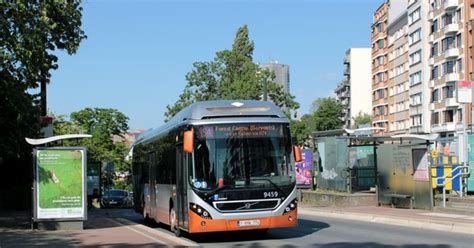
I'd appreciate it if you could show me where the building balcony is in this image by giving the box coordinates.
[444,72,460,82]
[335,79,349,91]
[429,34,434,43]
[443,23,460,34]
[343,67,350,75]
[429,57,434,65]
[431,122,456,133]
[343,53,350,64]
[444,47,459,58]
[443,0,457,10]
[428,11,434,21]
[444,97,459,107]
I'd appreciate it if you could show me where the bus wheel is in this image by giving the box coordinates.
[169,207,181,237]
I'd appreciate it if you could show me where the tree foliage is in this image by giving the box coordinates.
[351,111,372,129]
[0,1,86,162]
[53,108,131,189]
[0,1,86,209]
[69,108,129,164]
[165,25,299,121]
[313,97,344,131]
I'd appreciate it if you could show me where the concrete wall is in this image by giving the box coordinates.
[300,190,377,207]
[349,48,372,118]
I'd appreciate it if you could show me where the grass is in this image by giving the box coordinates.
[38,150,83,209]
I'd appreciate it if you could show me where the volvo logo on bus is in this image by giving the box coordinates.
[238,202,258,210]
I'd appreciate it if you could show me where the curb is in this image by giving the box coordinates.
[114,217,200,247]
[299,208,474,235]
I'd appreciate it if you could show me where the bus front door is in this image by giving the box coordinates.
[176,147,189,230]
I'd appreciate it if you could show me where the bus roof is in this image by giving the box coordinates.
[135,100,288,145]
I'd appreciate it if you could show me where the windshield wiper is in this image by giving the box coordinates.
[250,178,283,194]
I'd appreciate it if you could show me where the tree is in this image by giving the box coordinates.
[312,97,344,131]
[351,111,372,129]
[165,25,299,121]
[54,108,131,191]
[70,108,129,164]
[0,1,86,209]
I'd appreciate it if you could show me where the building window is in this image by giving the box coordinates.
[457,58,463,72]
[376,22,384,32]
[409,29,421,45]
[442,12,454,26]
[431,88,439,102]
[409,50,421,65]
[376,72,384,83]
[431,65,439,79]
[376,106,385,116]
[444,110,454,123]
[441,37,454,51]
[377,39,384,49]
[411,114,422,127]
[456,33,462,48]
[442,60,455,74]
[375,55,385,67]
[456,8,462,22]
[442,84,455,98]
[431,42,438,57]
[431,19,439,33]
[410,93,422,106]
[408,7,421,25]
[409,71,422,86]
[431,112,439,125]
[377,89,385,99]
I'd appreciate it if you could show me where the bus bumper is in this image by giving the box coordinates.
[188,208,298,233]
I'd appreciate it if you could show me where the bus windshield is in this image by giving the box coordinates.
[190,123,295,191]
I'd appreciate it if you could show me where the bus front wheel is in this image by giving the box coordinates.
[169,207,181,237]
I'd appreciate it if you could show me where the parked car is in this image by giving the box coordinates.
[101,189,133,208]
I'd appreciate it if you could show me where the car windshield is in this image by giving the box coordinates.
[107,190,126,197]
[190,123,295,191]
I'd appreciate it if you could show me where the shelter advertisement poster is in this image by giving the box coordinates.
[36,148,86,220]
[295,149,313,187]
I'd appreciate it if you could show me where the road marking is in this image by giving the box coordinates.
[104,218,166,245]
[115,218,199,247]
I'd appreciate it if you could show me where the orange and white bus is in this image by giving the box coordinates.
[132,100,301,236]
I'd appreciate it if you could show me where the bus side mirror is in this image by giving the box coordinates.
[183,129,194,153]
[293,145,302,162]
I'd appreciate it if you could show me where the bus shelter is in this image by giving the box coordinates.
[313,130,437,209]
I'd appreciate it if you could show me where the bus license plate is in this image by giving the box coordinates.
[238,220,260,227]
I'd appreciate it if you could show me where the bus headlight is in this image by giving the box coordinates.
[282,198,297,215]
[190,203,213,219]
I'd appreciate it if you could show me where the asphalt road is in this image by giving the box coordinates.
[110,209,474,248]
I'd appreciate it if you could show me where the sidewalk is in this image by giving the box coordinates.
[299,205,474,235]
[0,209,199,247]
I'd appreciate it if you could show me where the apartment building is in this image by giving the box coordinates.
[335,48,372,129]
[260,62,290,95]
[428,0,468,138]
[387,11,410,135]
[408,0,432,134]
[372,2,390,134]
[465,0,473,131]
[372,0,409,135]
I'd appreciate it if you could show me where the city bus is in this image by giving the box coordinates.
[132,100,301,236]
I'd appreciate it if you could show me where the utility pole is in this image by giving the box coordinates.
[40,80,47,116]
[263,78,268,101]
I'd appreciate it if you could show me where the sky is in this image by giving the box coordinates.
[48,0,382,130]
